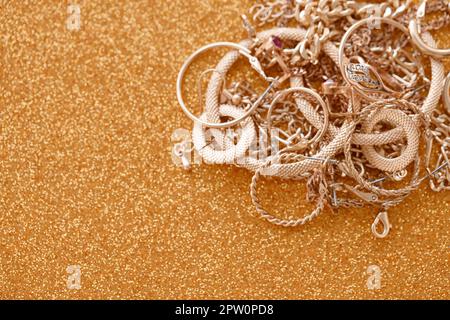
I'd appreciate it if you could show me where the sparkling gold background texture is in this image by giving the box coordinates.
[0,0,449,299]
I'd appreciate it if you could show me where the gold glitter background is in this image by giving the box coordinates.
[0,0,449,299]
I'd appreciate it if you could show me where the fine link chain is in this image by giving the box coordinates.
[176,0,450,238]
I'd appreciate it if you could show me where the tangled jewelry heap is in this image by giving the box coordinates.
[176,0,450,238]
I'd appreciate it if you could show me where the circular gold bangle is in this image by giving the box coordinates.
[338,17,410,101]
[408,1,450,58]
[444,73,450,112]
[177,42,275,129]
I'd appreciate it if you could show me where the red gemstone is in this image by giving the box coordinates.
[272,36,283,49]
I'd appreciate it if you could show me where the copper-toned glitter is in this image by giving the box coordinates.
[0,0,449,299]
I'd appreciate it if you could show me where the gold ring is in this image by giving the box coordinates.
[338,17,410,101]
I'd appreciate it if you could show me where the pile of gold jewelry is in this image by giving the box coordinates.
[176,0,450,238]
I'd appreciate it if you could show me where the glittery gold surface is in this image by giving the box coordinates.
[0,0,449,299]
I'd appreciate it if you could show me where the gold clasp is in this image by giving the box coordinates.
[371,211,392,239]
